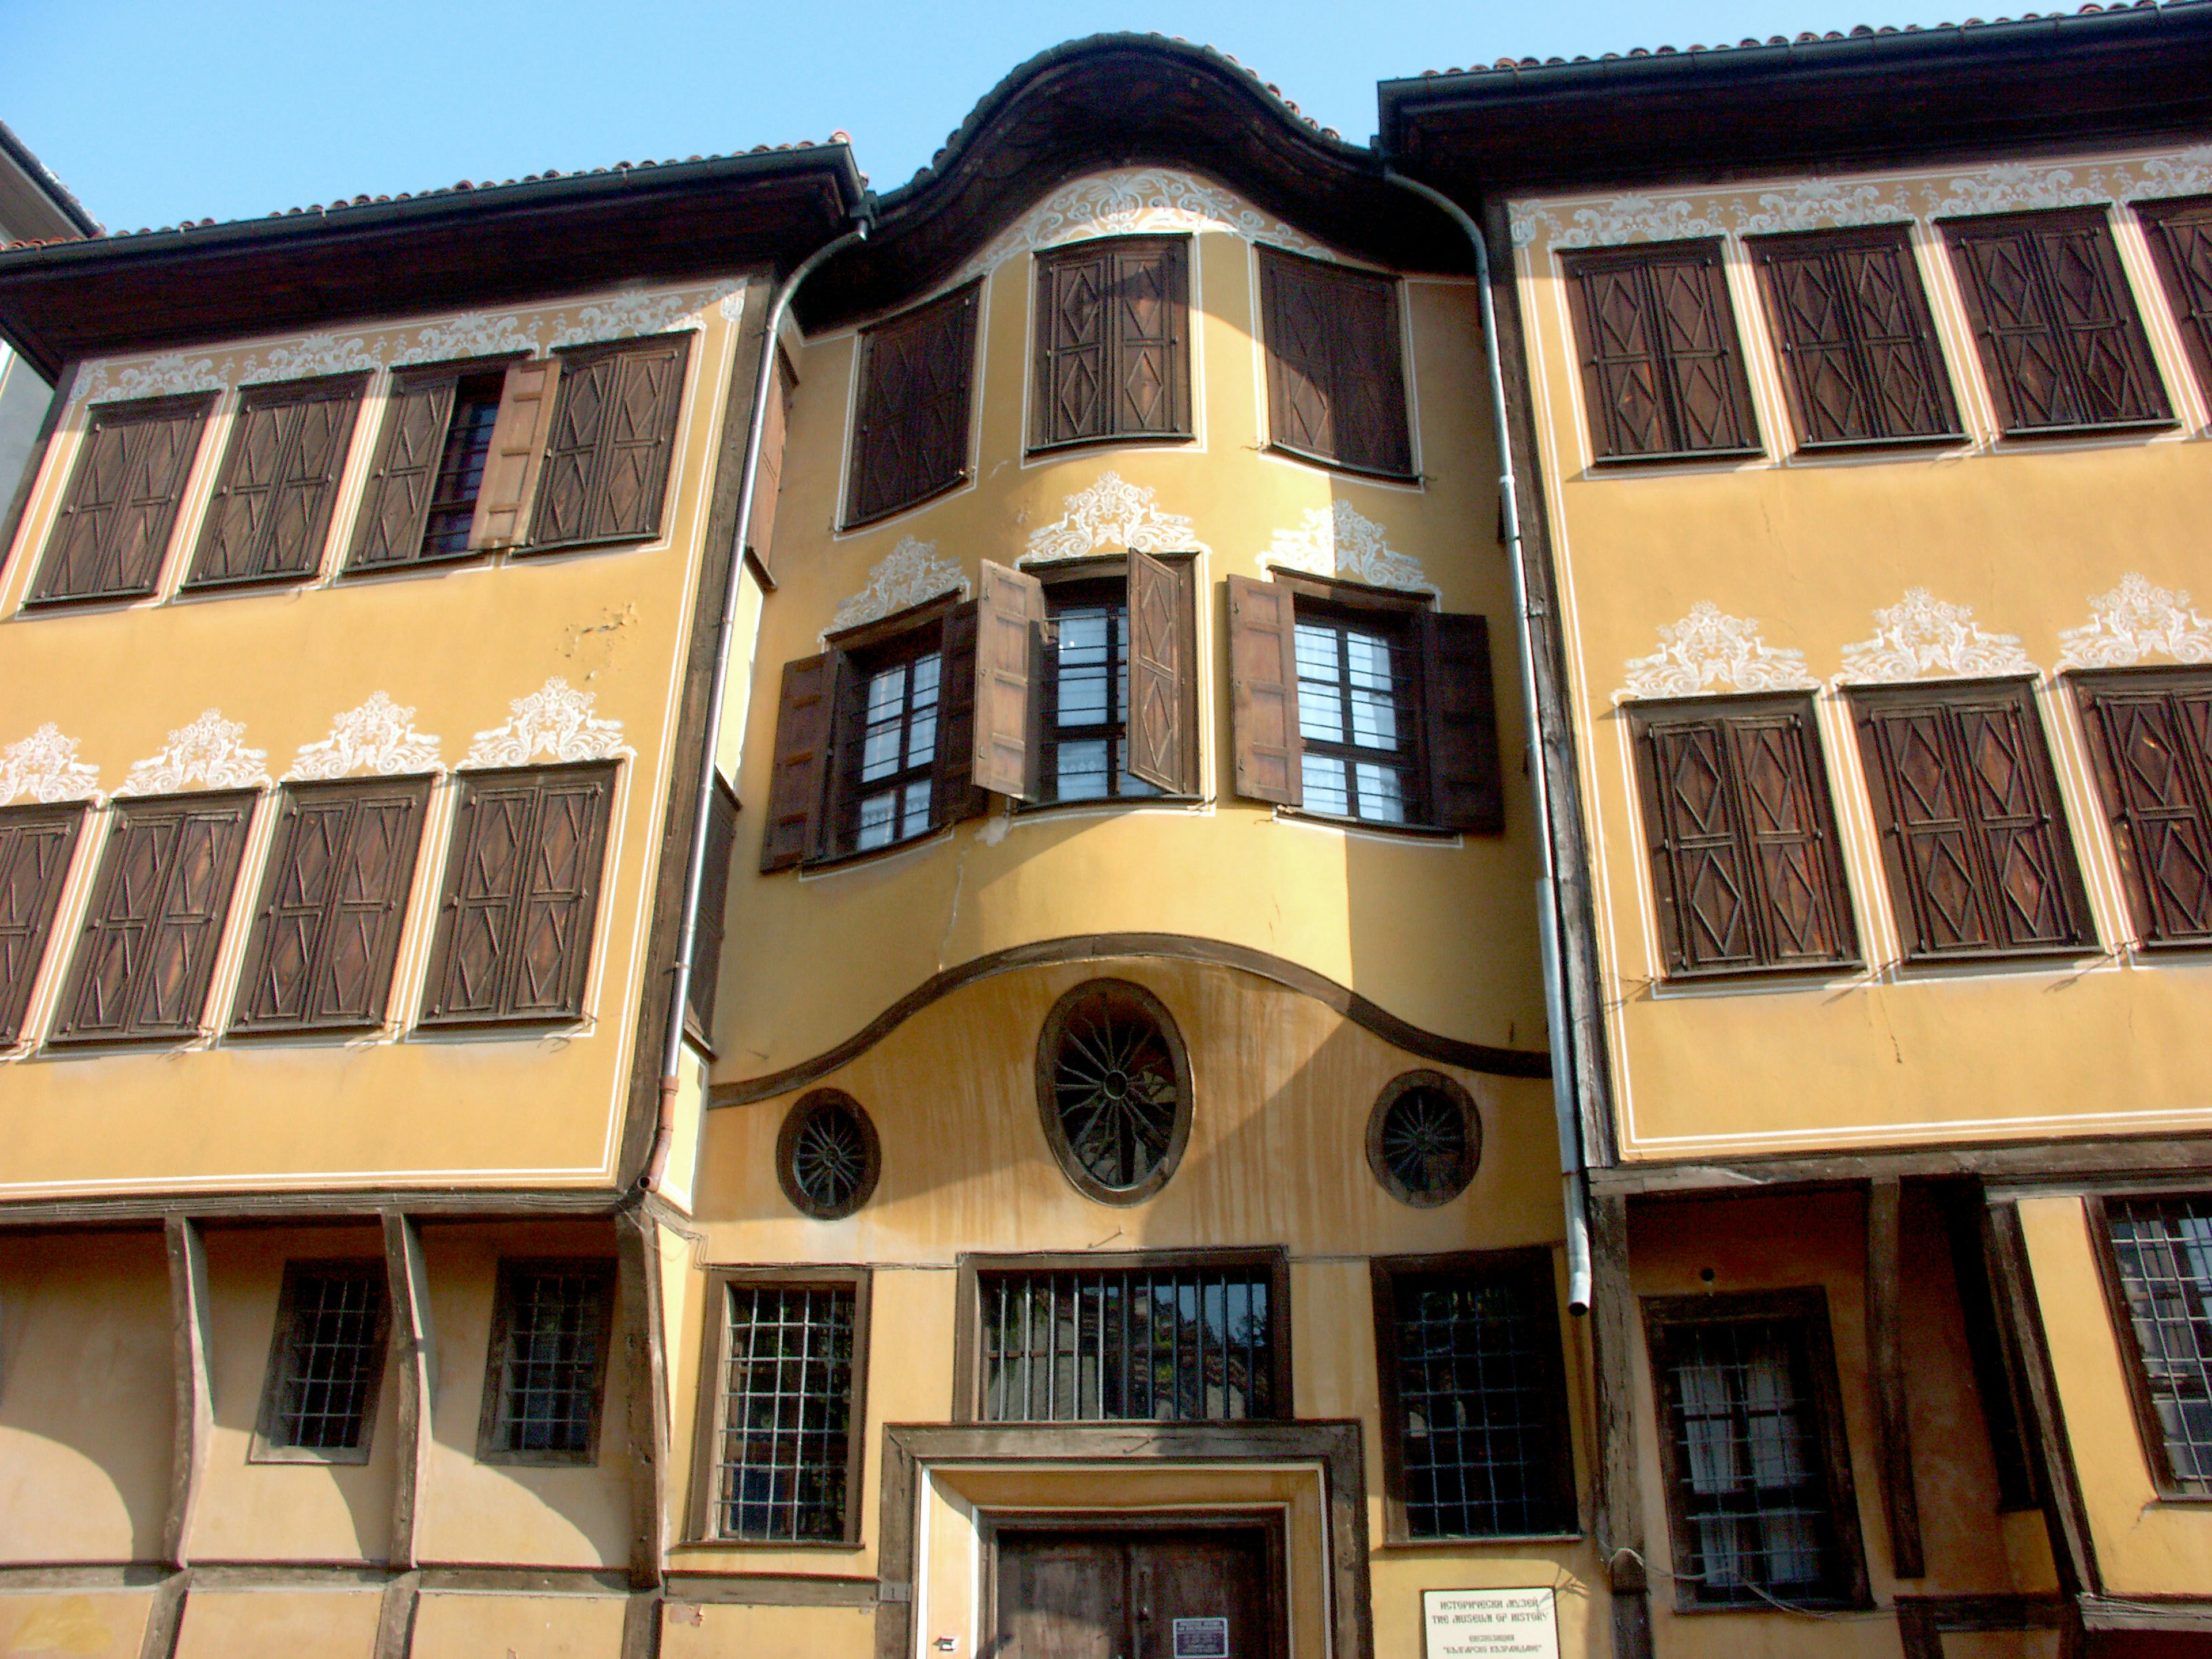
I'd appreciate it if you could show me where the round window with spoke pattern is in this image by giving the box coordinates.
[776,1090,881,1219]
[1035,979,1194,1205]
[1366,1071,1480,1207]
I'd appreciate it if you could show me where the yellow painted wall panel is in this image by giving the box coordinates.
[407,1591,627,1659]
[661,1601,873,1658]
[171,1589,380,1659]
[0,1590,153,1659]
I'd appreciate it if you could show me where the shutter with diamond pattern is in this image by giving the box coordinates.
[1649,248,1756,452]
[347,374,457,569]
[1125,548,1195,794]
[746,354,794,579]
[1633,715,1759,972]
[0,805,84,1044]
[1259,248,1338,461]
[846,284,979,527]
[685,777,738,1040]
[971,560,1046,799]
[509,768,613,1017]
[1564,243,1757,458]
[528,339,689,551]
[1112,240,1187,436]
[1226,574,1302,806]
[31,394,211,601]
[931,600,991,827]
[1725,706,1855,964]
[2076,673,2212,945]
[2138,195,2212,402]
[525,351,607,547]
[469,355,560,550]
[187,376,363,585]
[1753,228,1958,444]
[1334,265,1412,476]
[1035,246,1111,446]
[760,652,840,872]
[1421,611,1504,834]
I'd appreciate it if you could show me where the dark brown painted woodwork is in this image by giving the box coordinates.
[419,764,615,1026]
[1256,246,1412,478]
[1588,1195,1647,1593]
[1866,1178,1927,1579]
[1895,1595,2077,1659]
[470,355,560,550]
[760,652,839,872]
[51,793,254,1043]
[931,600,992,830]
[1031,237,1190,450]
[2073,669,2212,946]
[972,560,1047,800]
[2138,194,2212,401]
[347,374,459,569]
[231,779,431,1034]
[2088,1194,2212,1501]
[685,775,738,1043]
[1421,610,1505,834]
[1560,240,1760,459]
[381,1211,434,1571]
[992,1527,1282,1659]
[163,1215,213,1569]
[845,282,979,527]
[1851,680,2093,960]
[1225,574,1302,806]
[1751,225,1961,446]
[1125,548,1196,794]
[529,336,689,549]
[27,393,210,603]
[0,805,82,1045]
[1936,1181,2044,1513]
[745,355,795,580]
[186,375,365,586]
[1630,696,1857,975]
[1943,208,2171,433]
[618,1212,669,1589]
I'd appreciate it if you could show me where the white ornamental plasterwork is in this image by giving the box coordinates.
[2128,146,2212,202]
[546,281,742,349]
[120,710,271,795]
[241,333,384,384]
[463,677,632,768]
[1734,180,1916,237]
[1922,162,2109,221]
[1835,589,2036,684]
[286,692,445,781]
[391,311,541,368]
[1524,194,1730,251]
[1257,500,1435,596]
[0,725,101,805]
[969,169,1321,278]
[828,537,972,637]
[1619,604,1816,701]
[75,352,233,406]
[1021,471,1209,565]
[2056,574,2212,671]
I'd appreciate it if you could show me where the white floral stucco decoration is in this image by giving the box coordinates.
[971,169,1320,277]
[1836,589,2036,684]
[547,281,740,349]
[2057,574,2212,671]
[828,537,972,636]
[240,334,382,384]
[76,353,231,406]
[286,692,444,781]
[0,725,101,805]
[391,312,540,367]
[1022,472,1208,565]
[120,710,271,794]
[1619,604,1816,700]
[464,678,632,768]
[1257,500,1434,596]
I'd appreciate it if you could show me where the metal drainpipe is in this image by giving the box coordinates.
[640,215,870,1193]
[1384,168,1593,1313]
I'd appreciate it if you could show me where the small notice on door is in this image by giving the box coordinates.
[1172,1616,1229,1658]
[1421,1588,1559,1659]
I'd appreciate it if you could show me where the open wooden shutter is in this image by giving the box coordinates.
[31,394,210,601]
[1226,574,1302,806]
[1421,610,1503,833]
[508,767,614,1018]
[586,337,688,542]
[2076,672,2212,946]
[971,560,1046,800]
[1126,548,1196,794]
[846,283,980,528]
[349,374,457,569]
[685,777,738,1040]
[760,652,839,872]
[2138,195,2212,402]
[0,805,84,1044]
[932,600,991,826]
[187,377,363,585]
[745,355,795,581]
[468,356,560,550]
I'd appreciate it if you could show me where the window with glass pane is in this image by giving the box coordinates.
[481,1261,613,1463]
[712,1281,860,1541]
[2103,1196,2212,1493]
[841,641,941,853]
[1295,607,1418,823]
[1046,579,1160,802]
[419,373,506,558]
[255,1262,388,1461]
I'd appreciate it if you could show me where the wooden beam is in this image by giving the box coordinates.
[381,1212,435,1571]
[134,1570,188,1659]
[1867,1177,1926,1579]
[161,1217,211,1570]
[1587,1194,1646,1595]
[1590,1132,2212,1198]
[618,1210,669,1591]
[372,1570,418,1659]
[621,1590,662,1659]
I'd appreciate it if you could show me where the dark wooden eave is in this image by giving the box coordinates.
[799,34,1472,331]
[1379,1,2212,200]
[0,147,865,382]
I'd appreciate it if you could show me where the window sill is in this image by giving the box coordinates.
[43,1031,199,1052]
[228,1018,386,1041]
[1669,1595,1874,1616]
[413,1012,588,1033]
[1027,430,1194,459]
[1275,806,1459,840]
[1263,440,1418,484]
[1378,1531,1584,1550]
[841,471,971,533]
[514,531,662,559]
[1586,445,1767,469]
[1790,430,1968,454]
[248,1441,373,1467]
[1891,941,2100,971]
[16,586,160,613]
[177,569,318,597]
[799,824,956,874]
[1995,417,2179,441]
[1656,957,1866,987]
[1013,793,1202,818]
[676,1535,866,1551]
[477,1449,601,1468]
[342,547,492,580]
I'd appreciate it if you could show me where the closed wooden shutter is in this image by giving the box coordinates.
[971,560,1046,799]
[186,376,365,586]
[2074,670,2212,946]
[469,355,560,550]
[1257,247,1412,478]
[760,652,839,872]
[1226,574,1302,806]
[1125,548,1196,794]
[685,776,738,1041]
[1853,681,2091,959]
[348,374,457,569]
[1944,209,2169,432]
[1032,238,1190,449]
[845,283,980,527]
[1421,611,1504,834]
[0,805,84,1044]
[29,394,211,601]
[231,779,430,1032]
[1725,708,1856,965]
[1752,228,1958,445]
[2135,195,2212,403]
[421,764,615,1025]
[932,600,991,826]
[1113,241,1187,437]
[1036,246,1111,446]
[1562,242,1759,459]
[745,355,795,580]
[1635,717,1756,971]
[53,792,254,1041]
[528,336,690,550]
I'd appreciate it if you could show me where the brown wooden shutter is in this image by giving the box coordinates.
[1725,706,1856,965]
[1032,238,1190,450]
[531,353,613,548]
[760,652,839,872]
[0,805,84,1044]
[1260,247,1337,461]
[1648,249,1757,452]
[53,792,254,1041]
[468,356,560,550]
[508,767,615,1017]
[231,779,430,1032]
[424,778,533,1020]
[1335,265,1414,477]
[2073,672,2212,946]
[1633,716,1744,973]
[348,374,457,569]
[1226,574,1302,806]
[846,283,980,527]
[527,338,689,550]
[685,776,738,1041]
[186,376,364,586]
[1257,247,1411,478]
[745,355,794,581]
[1112,240,1188,437]
[971,560,1046,800]
[1125,548,1196,794]
[1562,242,1758,459]
[1420,611,1504,834]
[30,393,210,602]
[1751,228,1957,445]
[1035,246,1111,447]
[1944,209,2170,432]
[2134,195,2212,403]
[932,600,991,826]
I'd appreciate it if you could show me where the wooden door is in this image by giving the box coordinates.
[993,1525,1279,1659]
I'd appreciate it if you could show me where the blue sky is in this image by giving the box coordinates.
[7,0,1985,233]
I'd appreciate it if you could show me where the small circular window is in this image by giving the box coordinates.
[776,1089,881,1219]
[1035,979,1193,1205]
[1366,1071,1480,1207]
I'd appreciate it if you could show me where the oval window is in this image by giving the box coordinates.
[1366,1071,1480,1207]
[776,1089,881,1219]
[1035,979,1194,1205]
